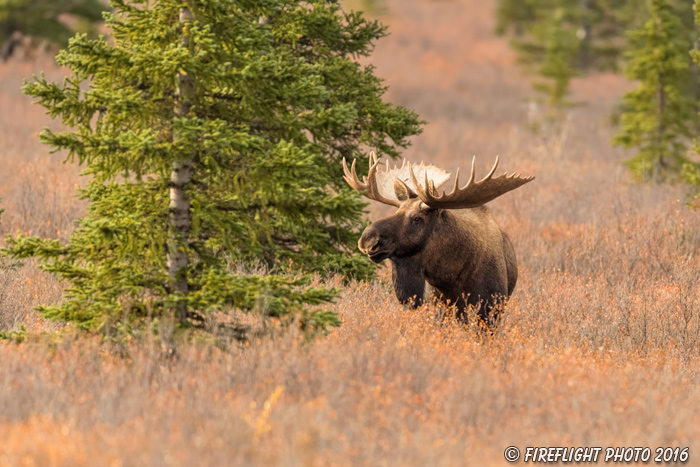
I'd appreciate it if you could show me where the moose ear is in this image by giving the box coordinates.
[393,178,416,201]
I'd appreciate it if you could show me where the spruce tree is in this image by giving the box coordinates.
[495,0,537,36]
[0,0,107,61]
[504,0,587,110]
[497,0,699,93]
[532,6,580,109]
[502,0,616,73]
[682,163,700,209]
[613,0,697,181]
[5,0,421,335]
[684,0,700,207]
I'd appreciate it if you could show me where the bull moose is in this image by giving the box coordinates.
[343,152,534,323]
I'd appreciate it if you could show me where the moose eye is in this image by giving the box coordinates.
[412,216,423,224]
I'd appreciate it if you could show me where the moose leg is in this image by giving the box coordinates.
[469,293,507,328]
[477,295,499,326]
[390,257,426,308]
[449,292,502,327]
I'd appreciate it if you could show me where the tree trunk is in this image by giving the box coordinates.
[168,6,194,323]
[0,20,19,61]
[577,0,593,70]
[656,73,666,181]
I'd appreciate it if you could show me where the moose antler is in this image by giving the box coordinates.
[343,151,401,207]
[409,156,534,209]
[343,152,452,206]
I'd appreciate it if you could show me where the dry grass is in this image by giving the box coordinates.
[0,56,79,334]
[1,0,700,465]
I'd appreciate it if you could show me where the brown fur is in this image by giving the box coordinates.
[359,189,518,323]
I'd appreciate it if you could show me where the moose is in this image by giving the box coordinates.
[343,152,534,323]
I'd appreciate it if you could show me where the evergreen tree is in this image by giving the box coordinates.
[532,7,580,109]
[4,0,421,335]
[0,0,107,61]
[682,163,700,209]
[495,0,538,36]
[496,0,699,103]
[684,0,700,208]
[501,0,619,73]
[503,0,592,110]
[613,0,697,181]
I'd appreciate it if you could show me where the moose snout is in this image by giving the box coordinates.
[359,235,383,255]
[358,227,390,263]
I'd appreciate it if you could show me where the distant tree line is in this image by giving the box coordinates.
[497,0,700,205]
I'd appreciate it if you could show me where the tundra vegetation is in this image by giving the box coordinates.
[1,0,700,465]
